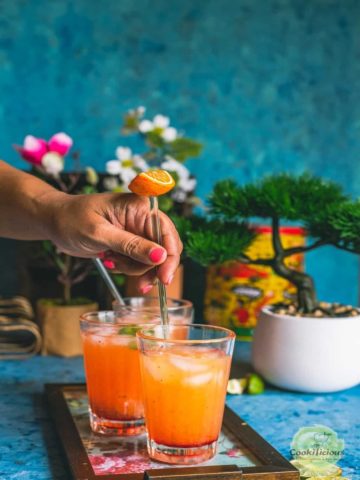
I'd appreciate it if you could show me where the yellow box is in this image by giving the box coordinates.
[204,226,305,340]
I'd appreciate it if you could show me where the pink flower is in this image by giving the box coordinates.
[226,448,243,458]
[15,135,48,165]
[48,132,73,156]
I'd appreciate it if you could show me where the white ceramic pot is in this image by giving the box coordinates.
[252,306,360,393]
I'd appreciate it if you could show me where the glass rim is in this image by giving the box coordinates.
[136,323,236,344]
[80,311,161,327]
[112,297,193,312]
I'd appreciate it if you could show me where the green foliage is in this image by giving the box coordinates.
[81,185,97,194]
[210,174,348,223]
[145,130,166,149]
[42,241,65,271]
[173,215,255,266]
[118,326,138,336]
[165,137,203,162]
[122,112,140,134]
[158,195,174,213]
[326,201,360,252]
[112,274,125,287]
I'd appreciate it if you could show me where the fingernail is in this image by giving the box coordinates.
[166,274,174,285]
[141,284,153,294]
[149,247,165,263]
[103,260,115,270]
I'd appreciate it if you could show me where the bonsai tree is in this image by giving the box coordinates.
[177,174,360,315]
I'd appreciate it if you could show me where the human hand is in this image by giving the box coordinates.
[45,191,182,293]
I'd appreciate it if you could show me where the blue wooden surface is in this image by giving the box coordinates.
[0,0,360,305]
[0,342,358,480]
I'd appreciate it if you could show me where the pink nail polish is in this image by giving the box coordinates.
[149,247,165,263]
[141,284,153,294]
[103,259,115,270]
[166,274,174,285]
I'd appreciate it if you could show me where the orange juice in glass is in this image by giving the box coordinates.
[80,312,149,436]
[137,324,235,464]
[80,300,193,436]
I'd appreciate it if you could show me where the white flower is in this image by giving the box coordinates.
[41,152,64,176]
[178,176,196,192]
[162,156,188,177]
[161,156,196,194]
[171,189,187,202]
[106,148,149,190]
[161,127,177,142]
[132,154,148,170]
[106,160,122,175]
[120,168,138,185]
[116,146,132,161]
[139,119,153,133]
[103,176,120,191]
[153,114,170,129]
[138,113,178,140]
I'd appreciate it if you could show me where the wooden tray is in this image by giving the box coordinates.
[46,384,298,480]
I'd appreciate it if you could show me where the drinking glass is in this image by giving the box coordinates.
[80,299,193,436]
[137,324,235,464]
[80,311,150,436]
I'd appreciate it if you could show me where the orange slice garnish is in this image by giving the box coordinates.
[128,169,175,196]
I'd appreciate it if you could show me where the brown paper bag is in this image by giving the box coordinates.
[37,301,98,357]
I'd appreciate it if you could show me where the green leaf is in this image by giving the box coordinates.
[324,200,360,252]
[82,185,97,194]
[173,215,255,266]
[112,274,125,286]
[210,174,348,223]
[145,131,166,148]
[42,240,54,254]
[121,110,141,135]
[158,195,174,212]
[166,137,202,162]
[118,326,138,336]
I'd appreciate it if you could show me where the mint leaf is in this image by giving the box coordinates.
[118,326,138,336]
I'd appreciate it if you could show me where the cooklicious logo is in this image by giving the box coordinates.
[290,425,345,478]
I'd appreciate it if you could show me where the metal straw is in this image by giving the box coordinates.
[150,196,169,327]
[92,257,125,305]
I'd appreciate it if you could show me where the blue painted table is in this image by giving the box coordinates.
[0,342,359,480]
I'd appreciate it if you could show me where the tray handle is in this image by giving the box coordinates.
[144,464,242,479]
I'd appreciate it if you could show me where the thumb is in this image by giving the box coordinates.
[100,226,167,265]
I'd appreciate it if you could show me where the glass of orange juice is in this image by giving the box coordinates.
[80,300,193,436]
[137,324,235,464]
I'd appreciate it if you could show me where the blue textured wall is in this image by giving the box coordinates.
[0,0,359,304]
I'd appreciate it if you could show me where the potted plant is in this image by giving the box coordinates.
[105,106,202,298]
[177,174,360,392]
[15,133,99,356]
